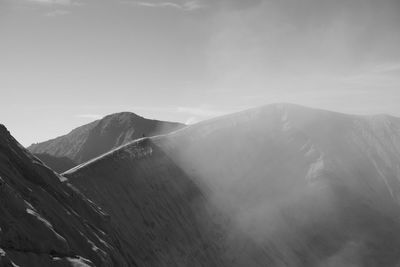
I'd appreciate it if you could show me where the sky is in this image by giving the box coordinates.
[1,0,400,146]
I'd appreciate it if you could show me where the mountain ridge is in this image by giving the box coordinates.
[0,124,136,266]
[64,104,400,266]
[28,112,185,172]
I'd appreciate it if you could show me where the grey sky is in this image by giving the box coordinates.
[1,0,400,146]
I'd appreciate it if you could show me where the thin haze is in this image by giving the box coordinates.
[1,0,400,146]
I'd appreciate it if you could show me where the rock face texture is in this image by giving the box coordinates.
[28,112,185,172]
[65,104,400,267]
[0,125,133,267]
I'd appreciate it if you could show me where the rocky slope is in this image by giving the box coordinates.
[0,125,134,267]
[34,153,76,173]
[65,139,234,267]
[28,112,184,172]
[64,104,400,267]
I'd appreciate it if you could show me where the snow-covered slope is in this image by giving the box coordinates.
[28,112,185,172]
[0,125,133,267]
[65,104,400,267]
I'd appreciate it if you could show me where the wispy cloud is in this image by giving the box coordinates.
[176,106,226,117]
[28,0,71,5]
[25,0,84,17]
[372,63,400,74]
[185,117,200,125]
[45,9,70,16]
[27,0,84,6]
[176,105,254,125]
[76,114,104,120]
[127,0,205,11]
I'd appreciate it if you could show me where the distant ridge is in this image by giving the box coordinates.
[28,112,185,172]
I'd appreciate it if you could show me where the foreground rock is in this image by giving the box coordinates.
[0,125,132,266]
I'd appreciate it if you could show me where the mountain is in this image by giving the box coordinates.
[65,138,236,267]
[64,104,400,267]
[0,124,136,267]
[28,112,185,172]
[34,153,77,173]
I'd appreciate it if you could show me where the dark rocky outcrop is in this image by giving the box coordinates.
[0,125,131,267]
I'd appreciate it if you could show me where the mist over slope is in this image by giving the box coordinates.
[65,138,236,267]
[0,125,134,267]
[65,104,400,267]
[28,112,184,172]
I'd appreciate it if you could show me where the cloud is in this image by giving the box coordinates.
[177,106,226,117]
[76,114,103,120]
[178,107,227,125]
[185,117,200,125]
[45,9,70,16]
[27,0,84,6]
[372,63,400,74]
[28,0,71,5]
[128,0,205,11]
[25,0,84,16]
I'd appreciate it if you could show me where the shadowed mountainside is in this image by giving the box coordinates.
[0,125,137,267]
[64,138,272,267]
[28,112,185,172]
[34,153,77,173]
[64,104,400,267]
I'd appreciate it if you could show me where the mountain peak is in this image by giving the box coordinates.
[102,111,144,120]
[0,124,10,138]
[28,113,185,172]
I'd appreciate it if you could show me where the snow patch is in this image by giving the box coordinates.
[66,256,93,267]
[92,231,112,249]
[26,206,53,229]
[0,248,6,257]
[87,239,100,252]
[79,231,104,254]
[25,201,67,243]
[65,208,72,215]
[58,174,68,182]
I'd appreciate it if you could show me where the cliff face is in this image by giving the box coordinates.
[0,125,131,267]
[65,104,400,267]
[28,112,185,172]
